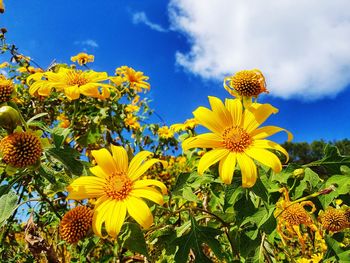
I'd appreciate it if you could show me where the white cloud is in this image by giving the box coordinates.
[132,12,167,32]
[168,0,350,99]
[74,39,99,48]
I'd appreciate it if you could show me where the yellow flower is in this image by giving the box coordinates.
[116,66,150,92]
[124,104,140,113]
[0,62,9,68]
[224,69,268,102]
[27,68,113,100]
[0,0,5,13]
[60,206,93,244]
[182,96,292,187]
[171,118,199,132]
[71,52,94,66]
[57,114,70,128]
[124,114,140,130]
[67,146,167,238]
[158,126,174,139]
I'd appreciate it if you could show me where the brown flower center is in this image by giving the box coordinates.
[0,79,14,103]
[60,206,93,244]
[0,132,42,167]
[222,126,252,152]
[66,71,89,87]
[229,70,267,97]
[281,203,313,225]
[319,208,348,232]
[104,172,133,200]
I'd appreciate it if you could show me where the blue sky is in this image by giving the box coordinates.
[1,0,350,143]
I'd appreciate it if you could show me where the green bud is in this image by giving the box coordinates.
[0,106,21,132]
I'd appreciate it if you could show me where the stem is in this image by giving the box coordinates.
[33,182,62,219]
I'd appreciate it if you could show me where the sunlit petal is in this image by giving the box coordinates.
[218,152,237,184]
[245,147,282,173]
[133,179,167,194]
[126,196,153,229]
[237,153,257,188]
[110,145,128,173]
[198,148,229,175]
[91,148,117,175]
[182,133,223,151]
[67,176,105,200]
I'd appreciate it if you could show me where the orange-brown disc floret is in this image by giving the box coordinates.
[0,78,14,103]
[281,203,313,226]
[228,69,268,97]
[319,207,348,233]
[0,132,42,167]
[60,206,93,244]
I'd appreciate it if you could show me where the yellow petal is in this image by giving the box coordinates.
[208,96,232,127]
[90,165,109,178]
[193,106,225,135]
[131,187,164,205]
[105,200,126,238]
[225,98,242,127]
[79,83,100,98]
[92,197,112,238]
[198,148,229,175]
[253,139,289,162]
[128,151,153,178]
[245,147,282,173]
[111,145,128,173]
[182,133,223,151]
[67,176,105,200]
[91,148,117,175]
[126,196,153,229]
[218,152,237,184]
[236,153,257,188]
[243,103,279,133]
[133,179,167,194]
[250,126,293,142]
[64,86,81,100]
[129,159,160,181]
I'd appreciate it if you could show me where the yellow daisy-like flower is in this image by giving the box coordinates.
[158,126,174,139]
[0,62,9,68]
[224,69,268,103]
[57,114,70,128]
[67,146,167,238]
[124,114,141,130]
[116,66,150,93]
[182,96,292,187]
[171,118,199,133]
[27,67,113,100]
[71,52,94,66]
[124,104,140,113]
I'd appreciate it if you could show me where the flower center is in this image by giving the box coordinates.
[66,71,89,87]
[222,126,252,152]
[104,172,133,200]
[230,70,267,97]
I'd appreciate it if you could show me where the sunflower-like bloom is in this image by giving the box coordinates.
[124,114,141,130]
[182,96,292,187]
[27,68,113,100]
[60,206,93,244]
[158,126,174,139]
[71,52,94,66]
[67,146,167,238]
[224,69,268,103]
[114,66,150,92]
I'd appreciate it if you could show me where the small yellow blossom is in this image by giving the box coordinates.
[0,62,9,68]
[158,126,174,139]
[124,114,140,130]
[171,118,199,132]
[71,52,94,66]
[57,114,70,128]
[125,104,140,113]
[116,66,150,93]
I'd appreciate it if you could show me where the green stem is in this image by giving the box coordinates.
[33,182,62,219]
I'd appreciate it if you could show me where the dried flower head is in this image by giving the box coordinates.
[60,206,93,243]
[319,207,348,233]
[0,76,14,103]
[0,131,42,167]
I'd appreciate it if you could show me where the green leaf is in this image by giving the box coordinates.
[224,185,244,211]
[51,127,71,148]
[173,216,224,263]
[271,163,300,184]
[120,223,148,257]
[294,168,322,199]
[182,186,199,202]
[26,112,48,124]
[77,125,101,147]
[0,192,18,227]
[172,173,191,194]
[306,145,350,174]
[46,147,84,176]
[318,174,350,208]
[325,235,350,261]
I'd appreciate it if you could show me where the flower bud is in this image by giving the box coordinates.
[0,106,21,132]
[293,168,305,178]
